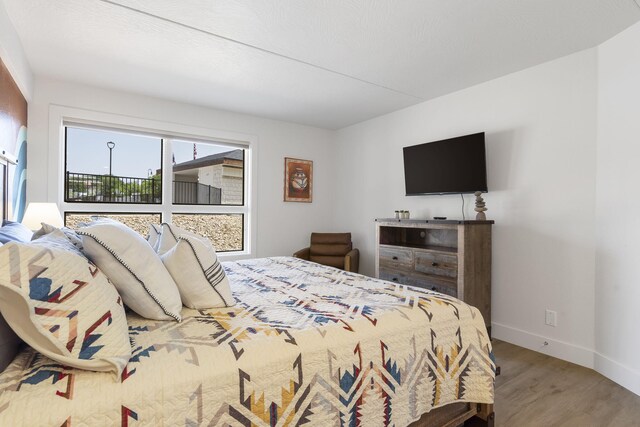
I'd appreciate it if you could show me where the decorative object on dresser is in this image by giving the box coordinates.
[284,157,313,202]
[375,218,493,334]
[475,191,488,220]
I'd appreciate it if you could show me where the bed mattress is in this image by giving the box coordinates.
[0,257,495,426]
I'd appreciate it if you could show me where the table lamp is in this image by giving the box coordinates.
[21,202,64,231]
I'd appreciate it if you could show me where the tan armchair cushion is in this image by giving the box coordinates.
[309,233,352,270]
[294,233,359,273]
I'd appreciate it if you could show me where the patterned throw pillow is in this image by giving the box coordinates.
[78,221,183,322]
[0,231,131,376]
[159,224,234,309]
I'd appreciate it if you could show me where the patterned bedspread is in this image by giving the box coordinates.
[0,257,494,426]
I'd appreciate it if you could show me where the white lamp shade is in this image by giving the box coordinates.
[21,203,64,230]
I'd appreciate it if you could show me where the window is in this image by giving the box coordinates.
[65,127,163,204]
[63,124,248,254]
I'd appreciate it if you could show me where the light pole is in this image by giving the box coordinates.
[107,141,115,175]
[106,141,116,201]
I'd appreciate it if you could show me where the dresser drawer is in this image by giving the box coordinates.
[379,268,458,297]
[425,281,458,297]
[379,245,414,267]
[379,267,408,285]
[415,251,458,279]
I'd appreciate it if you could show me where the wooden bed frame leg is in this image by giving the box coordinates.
[465,404,494,427]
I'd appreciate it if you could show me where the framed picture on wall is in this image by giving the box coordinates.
[284,157,313,202]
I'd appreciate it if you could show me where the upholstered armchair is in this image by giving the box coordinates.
[293,232,359,273]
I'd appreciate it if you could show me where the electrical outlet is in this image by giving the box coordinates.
[545,309,557,327]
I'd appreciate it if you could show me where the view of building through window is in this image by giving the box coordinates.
[171,141,244,206]
[63,126,247,252]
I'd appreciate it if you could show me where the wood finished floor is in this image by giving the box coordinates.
[493,339,640,426]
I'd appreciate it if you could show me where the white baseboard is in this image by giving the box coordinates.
[492,322,640,397]
[594,352,640,396]
[491,322,594,368]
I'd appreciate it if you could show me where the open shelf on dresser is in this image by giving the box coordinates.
[375,218,494,333]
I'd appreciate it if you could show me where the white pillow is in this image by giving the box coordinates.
[77,222,182,322]
[161,235,234,309]
[156,223,203,255]
[0,231,131,376]
[147,223,161,251]
[32,222,84,252]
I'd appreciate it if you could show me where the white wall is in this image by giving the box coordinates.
[27,77,336,258]
[334,49,599,367]
[18,16,640,396]
[0,0,32,100]
[595,21,640,395]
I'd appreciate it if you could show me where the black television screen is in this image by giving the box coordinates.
[403,132,487,195]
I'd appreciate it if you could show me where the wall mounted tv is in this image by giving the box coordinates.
[403,132,487,195]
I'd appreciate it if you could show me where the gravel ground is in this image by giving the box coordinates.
[172,214,243,252]
[65,213,243,252]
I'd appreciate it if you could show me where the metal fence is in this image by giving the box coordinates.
[174,180,221,205]
[65,172,221,205]
[66,172,161,203]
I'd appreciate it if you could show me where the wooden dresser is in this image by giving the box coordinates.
[375,218,493,331]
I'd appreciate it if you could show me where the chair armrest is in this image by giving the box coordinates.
[293,247,310,260]
[344,248,360,273]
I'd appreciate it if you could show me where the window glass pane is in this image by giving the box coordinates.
[172,214,243,252]
[172,141,244,205]
[65,127,162,204]
[65,213,162,236]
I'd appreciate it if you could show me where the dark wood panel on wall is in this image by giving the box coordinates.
[0,55,28,221]
[0,57,27,150]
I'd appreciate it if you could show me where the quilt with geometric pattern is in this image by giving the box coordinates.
[0,257,495,426]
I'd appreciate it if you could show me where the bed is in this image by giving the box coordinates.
[0,256,494,426]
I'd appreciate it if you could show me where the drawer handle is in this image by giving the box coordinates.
[431,262,439,267]
[392,256,398,260]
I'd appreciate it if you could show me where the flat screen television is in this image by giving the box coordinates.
[403,132,487,195]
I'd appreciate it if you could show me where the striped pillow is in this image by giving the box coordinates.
[156,223,202,255]
[161,234,234,309]
[78,222,182,322]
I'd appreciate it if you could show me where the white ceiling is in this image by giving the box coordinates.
[4,0,640,129]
